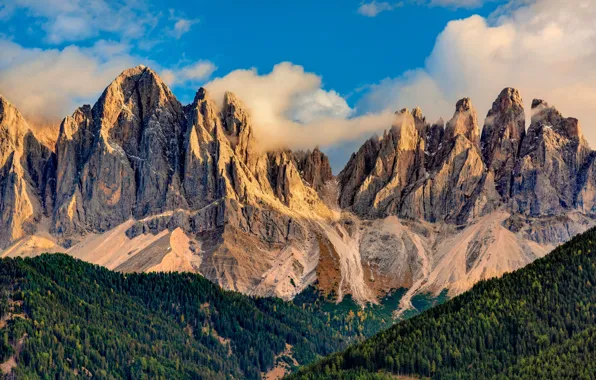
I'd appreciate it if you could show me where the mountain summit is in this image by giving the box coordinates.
[2,67,596,310]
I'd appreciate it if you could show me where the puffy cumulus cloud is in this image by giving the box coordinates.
[358,0,596,146]
[357,1,404,17]
[0,0,158,44]
[0,38,139,123]
[161,61,217,87]
[205,62,393,150]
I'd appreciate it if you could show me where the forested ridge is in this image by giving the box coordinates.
[292,226,596,379]
[0,254,349,379]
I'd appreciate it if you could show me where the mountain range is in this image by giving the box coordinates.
[2,65,596,312]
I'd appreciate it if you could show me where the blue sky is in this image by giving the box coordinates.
[0,0,594,171]
[1,0,504,105]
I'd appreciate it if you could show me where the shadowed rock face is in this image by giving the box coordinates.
[511,99,591,216]
[481,88,526,199]
[3,66,596,306]
[292,148,333,195]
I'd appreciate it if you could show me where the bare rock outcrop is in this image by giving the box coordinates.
[0,96,54,248]
[337,109,425,218]
[292,148,333,194]
[512,99,591,216]
[480,88,526,199]
[339,98,496,224]
[444,98,481,149]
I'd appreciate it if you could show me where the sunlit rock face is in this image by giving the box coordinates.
[3,67,596,309]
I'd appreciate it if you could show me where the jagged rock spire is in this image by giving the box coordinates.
[0,95,54,248]
[480,88,526,199]
[444,97,481,148]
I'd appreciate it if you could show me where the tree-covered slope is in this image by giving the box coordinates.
[0,254,349,379]
[293,227,596,379]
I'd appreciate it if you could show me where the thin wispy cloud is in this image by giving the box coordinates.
[429,0,486,8]
[357,2,404,17]
[166,9,199,39]
[357,0,487,16]
[0,0,159,44]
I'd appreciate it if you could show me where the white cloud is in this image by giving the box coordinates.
[358,0,486,15]
[166,9,199,39]
[357,1,403,17]
[161,61,217,87]
[205,63,392,150]
[0,0,158,44]
[168,18,199,39]
[0,38,139,123]
[358,0,596,146]
[0,38,215,126]
[429,0,486,8]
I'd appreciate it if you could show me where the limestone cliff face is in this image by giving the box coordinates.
[3,68,596,308]
[337,109,425,218]
[339,99,494,224]
[445,98,481,149]
[0,96,54,248]
[512,99,591,216]
[52,66,190,239]
[292,148,333,195]
[480,88,526,199]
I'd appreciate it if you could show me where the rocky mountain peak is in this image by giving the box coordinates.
[494,88,523,110]
[194,87,209,103]
[412,106,424,121]
[0,96,55,247]
[221,90,262,171]
[530,99,585,141]
[0,95,33,167]
[411,106,426,132]
[455,97,473,113]
[480,88,526,198]
[186,87,220,135]
[0,95,29,134]
[58,105,92,141]
[531,99,548,109]
[445,97,480,147]
[222,91,250,136]
[513,97,591,216]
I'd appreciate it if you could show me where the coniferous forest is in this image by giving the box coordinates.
[0,254,350,379]
[0,256,446,379]
[292,227,596,379]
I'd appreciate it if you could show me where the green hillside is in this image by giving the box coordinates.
[293,227,596,379]
[0,254,349,379]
